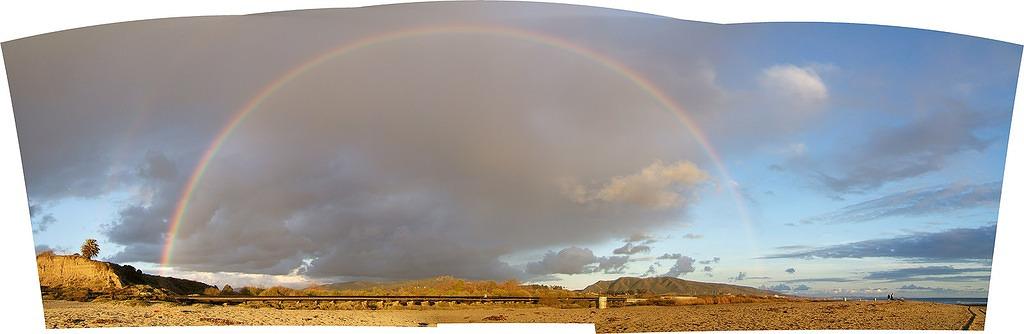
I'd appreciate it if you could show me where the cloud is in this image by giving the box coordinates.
[563,160,709,209]
[702,266,713,272]
[796,107,1003,194]
[785,268,796,274]
[105,151,189,264]
[909,275,991,282]
[35,244,67,254]
[29,203,57,233]
[801,182,1001,224]
[864,266,990,282]
[525,247,599,276]
[8,3,745,281]
[698,256,721,265]
[732,272,747,281]
[793,284,811,291]
[9,2,1013,284]
[595,256,630,274]
[897,284,956,293]
[779,277,857,283]
[663,256,696,277]
[612,242,652,255]
[641,265,659,277]
[163,268,319,289]
[658,253,682,260]
[525,247,633,276]
[764,283,792,291]
[759,65,828,105]
[763,225,996,260]
[623,233,657,244]
[682,233,703,239]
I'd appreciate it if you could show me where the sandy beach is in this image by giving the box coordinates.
[43,299,984,332]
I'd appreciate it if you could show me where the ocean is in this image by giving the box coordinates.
[907,298,987,306]
[826,297,987,306]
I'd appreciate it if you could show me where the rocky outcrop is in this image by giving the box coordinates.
[36,253,213,296]
[36,254,126,290]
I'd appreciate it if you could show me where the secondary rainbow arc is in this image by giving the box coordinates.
[160,24,755,270]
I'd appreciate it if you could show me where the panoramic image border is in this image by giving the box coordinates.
[2,1,1023,334]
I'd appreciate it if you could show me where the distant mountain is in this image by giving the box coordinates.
[313,280,390,291]
[582,276,776,296]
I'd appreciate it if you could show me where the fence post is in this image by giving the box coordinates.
[598,296,608,309]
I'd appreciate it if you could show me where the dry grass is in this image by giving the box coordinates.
[636,295,798,306]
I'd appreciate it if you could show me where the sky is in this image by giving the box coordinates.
[4,2,1020,298]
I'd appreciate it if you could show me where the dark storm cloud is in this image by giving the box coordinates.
[785,268,796,274]
[103,151,189,263]
[663,256,696,277]
[525,247,631,275]
[801,182,1001,224]
[6,3,749,280]
[793,284,811,291]
[763,225,996,260]
[863,266,990,281]
[526,247,598,275]
[794,106,1004,194]
[11,2,947,281]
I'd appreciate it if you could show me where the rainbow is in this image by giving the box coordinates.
[160,24,755,270]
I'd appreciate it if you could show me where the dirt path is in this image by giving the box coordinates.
[967,306,987,330]
[961,307,977,330]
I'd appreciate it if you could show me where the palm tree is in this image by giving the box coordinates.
[80,239,100,259]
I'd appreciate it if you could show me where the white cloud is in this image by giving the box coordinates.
[759,64,829,105]
[564,160,709,209]
[163,269,319,289]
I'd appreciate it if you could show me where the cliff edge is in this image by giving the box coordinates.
[36,253,213,296]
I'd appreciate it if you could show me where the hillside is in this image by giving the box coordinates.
[314,280,390,291]
[307,276,579,297]
[36,253,213,295]
[582,277,776,296]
